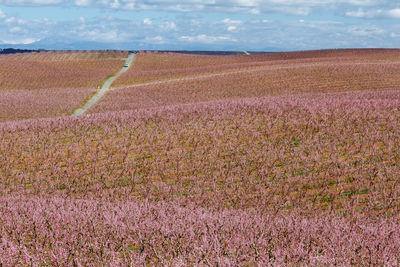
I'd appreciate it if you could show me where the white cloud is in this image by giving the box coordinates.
[0,37,39,44]
[75,28,126,42]
[143,35,165,44]
[346,8,400,19]
[346,9,372,18]
[179,34,236,44]
[386,9,400,19]
[9,26,26,33]
[0,0,386,16]
[221,18,242,25]
[1,0,400,51]
[266,0,378,6]
[74,0,90,6]
[249,8,260,14]
[219,18,241,31]
[160,21,177,31]
[143,18,152,25]
[348,25,385,36]
[5,17,28,25]
[0,0,64,5]
[227,25,237,31]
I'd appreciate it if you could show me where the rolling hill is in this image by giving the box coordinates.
[1,49,400,265]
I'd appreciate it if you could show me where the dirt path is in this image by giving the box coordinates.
[72,53,135,115]
[111,61,400,91]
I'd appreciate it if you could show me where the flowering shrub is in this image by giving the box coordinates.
[2,90,400,215]
[1,196,400,266]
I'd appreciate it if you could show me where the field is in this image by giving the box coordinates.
[1,49,400,265]
[112,49,400,87]
[0,51,127,121]
[92,52,400,113]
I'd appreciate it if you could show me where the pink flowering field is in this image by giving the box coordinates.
[113,48,400,87]
[0,51,126,121]
[1,49,400,265]
[92,58,400,113]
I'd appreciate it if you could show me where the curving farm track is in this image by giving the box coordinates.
[72,53,135,115]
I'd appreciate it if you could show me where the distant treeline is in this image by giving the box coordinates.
[0,48,44,54]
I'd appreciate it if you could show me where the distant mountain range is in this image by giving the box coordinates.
[0,47,273,55]
[0,39,285,53]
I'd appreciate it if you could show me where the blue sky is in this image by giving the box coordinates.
[0,0,399,51]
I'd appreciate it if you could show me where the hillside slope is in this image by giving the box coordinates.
[0,51,127,121]
[1,49,400,265]
[90,49,400,114]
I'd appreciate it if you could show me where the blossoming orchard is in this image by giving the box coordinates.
[1,49,400,265]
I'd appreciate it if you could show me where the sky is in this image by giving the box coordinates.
[0,0,400,51]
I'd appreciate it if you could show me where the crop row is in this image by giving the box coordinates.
[1,195,399,265]
[114,49,400,86]
[0,87,96,122]
[1,89,399,216]
[0,51,126,91]
[4,50,128,61]
[93,62,400,114]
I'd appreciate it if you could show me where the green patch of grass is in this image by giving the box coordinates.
[340,191,354,197]
[327,179,337,186]
[292,137,300,147]
[359,189,368,194]
[297,170,304,175]
[345,176,354,183]
[57,184,67,190]
[321,196,333,203]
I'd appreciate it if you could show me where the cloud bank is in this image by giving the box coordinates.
[0,0,400,50]
[0,0,396,15]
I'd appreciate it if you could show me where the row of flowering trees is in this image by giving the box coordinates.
[1,88,400,264]
[1,49,400,264]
